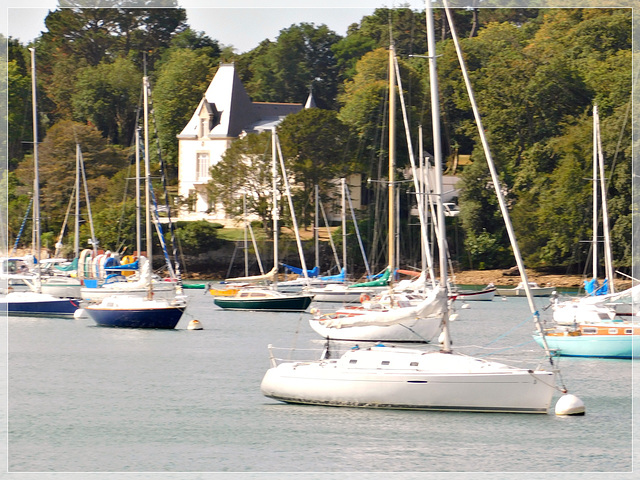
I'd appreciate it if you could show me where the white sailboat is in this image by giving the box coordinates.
[261,1,583,414]
[0,48,80,318]
[307,46,441,343]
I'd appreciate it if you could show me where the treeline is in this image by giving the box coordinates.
[4,4,632,274]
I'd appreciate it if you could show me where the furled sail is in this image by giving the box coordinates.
[224,266,278,283]
[319,286,447,329]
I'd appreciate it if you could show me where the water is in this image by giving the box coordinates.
[5,289,637,477]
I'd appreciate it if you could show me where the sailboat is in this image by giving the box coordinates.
[85,74,186,329]
[0,48,80,318]
[261,2,581,414]
[212,128,313,312]
[533,105,638,358]
[40,143,93,299]
[307,46,442,343]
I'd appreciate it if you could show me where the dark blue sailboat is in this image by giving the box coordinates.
[1,48,80,319]
[84,74,186,329]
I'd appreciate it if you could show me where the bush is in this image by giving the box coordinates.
[175,221,223,254]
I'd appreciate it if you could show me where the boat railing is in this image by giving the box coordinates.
[267,344,327,368]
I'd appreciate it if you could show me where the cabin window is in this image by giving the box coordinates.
[196,152,210,180]
[381,361,390,366]
[349,359,357,364]
[582,327,598,334]
[609,328,618,335]
[625,329,633,335]
[410,362,419,367]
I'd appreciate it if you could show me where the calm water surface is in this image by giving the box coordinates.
[5,288,637,477]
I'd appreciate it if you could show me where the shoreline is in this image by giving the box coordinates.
[184,268,633,291]
[449,268,632,290]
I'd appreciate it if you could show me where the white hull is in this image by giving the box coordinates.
[456,287,496,301]
[496,286,555,297]
[308,285,387,303]
[81,283,177,302]
[262,346,555,413]
[308,314,441,342]
[41,277,82,298]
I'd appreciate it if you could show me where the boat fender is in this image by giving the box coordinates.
[555,393,585,416]
[360,293,371,303]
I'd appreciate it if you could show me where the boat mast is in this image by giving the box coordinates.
[143,74,153,297]
[29,48,41,292]
[271,127,278,285]
[341,178,347,272]
[74,144,80,257]
[314,185,320,269]
[595,106,615,293]
[136,126,142,258]
[424,2,451,352]
[592,106,599,281]
[442,0,556,361]
[388,45,396,279]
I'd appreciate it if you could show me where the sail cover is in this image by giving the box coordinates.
[281,264,319,277]
[320,286,447,328]
[225,266,278,283]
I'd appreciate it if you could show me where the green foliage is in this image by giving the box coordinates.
[71,57,141,144]
[5,7,632,274]
[174,221,223,254]
[242,23,341,109]
[463,229,510,270]
[277,109,356,225]
[152,48,217,168]
[207,131,274,229]
[90,200,137,253]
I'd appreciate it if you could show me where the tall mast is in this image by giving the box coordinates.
[341,178,347,271]
[143,75,152,292]
[596,106,615,293]
[314,185,320,269]
[136,126,142,257]
[271,127,278,277]
[388,45,396,276]
[425,1,450,352]
[29,48,41,290]
[592,106,599,280]
[74,144,80,257]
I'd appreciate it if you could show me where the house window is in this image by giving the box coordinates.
[196,152,210,180]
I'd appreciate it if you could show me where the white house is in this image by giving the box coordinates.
[177,63,306,223]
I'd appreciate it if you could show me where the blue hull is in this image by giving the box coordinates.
[534,334,635,359]
[3,298,80,318]
[87,306,184,329]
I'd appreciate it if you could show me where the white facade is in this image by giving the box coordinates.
[177,63,303,223]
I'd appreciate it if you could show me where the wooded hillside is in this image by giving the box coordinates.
[4,5,633,276]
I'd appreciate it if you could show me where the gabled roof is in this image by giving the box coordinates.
[177,63,303,139]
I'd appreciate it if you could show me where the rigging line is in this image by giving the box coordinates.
[78,146,98,254]
[12,196,33,254]
[318,196,341,271]
[54,183,76,257]
[149,184,176,279]
[146,82,182,282]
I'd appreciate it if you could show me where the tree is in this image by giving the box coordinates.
[277,108,356,226]
[71,57,141,145]
[41,5,187,68]
[152,48,217,169]
[13,120,129,236]
[207,132,274,230]
[242,23,342,109]
[8,51,32,167]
